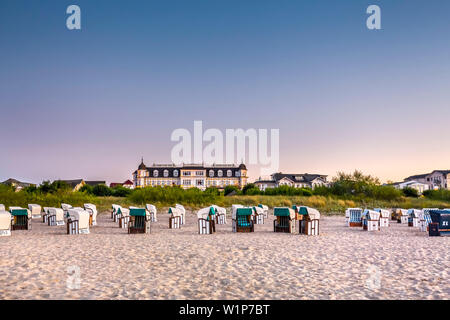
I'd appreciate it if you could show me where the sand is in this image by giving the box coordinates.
[0,211,449,300]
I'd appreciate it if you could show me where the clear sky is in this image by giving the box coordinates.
[1,0,450,184]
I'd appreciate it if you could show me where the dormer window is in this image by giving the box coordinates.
[173,170,179,177]
[163,170,169,177]
[218,170,223,177]
[153,170,159,177]
[209,170,214,177]
[227,170,232,177]
[235,171,240,177]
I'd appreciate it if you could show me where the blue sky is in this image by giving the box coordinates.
[1,0,450,184]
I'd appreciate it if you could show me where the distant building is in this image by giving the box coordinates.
[110,180,134,189]
[254,173,328,191]
[404,170,450,190]
[1,178,35,191]
[132,159,248,190]
[57,179,106,191]
[391,180,430,194]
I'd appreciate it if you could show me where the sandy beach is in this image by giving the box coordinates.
[0,211,449,300]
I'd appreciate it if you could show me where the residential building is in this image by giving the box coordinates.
[1,178,35,191]
[132,159,248,190]
[391,180,430,194]
[254,173,328,191]
[110,180,134,189]
[57,179,106,191]
[404,170,450,190]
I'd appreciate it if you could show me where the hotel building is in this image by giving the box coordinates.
[132,159,248,190]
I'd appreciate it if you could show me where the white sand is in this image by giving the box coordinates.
[0,211,448,300]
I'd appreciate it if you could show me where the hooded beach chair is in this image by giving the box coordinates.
[0,210,12,236]
[298,206,320,235]
[211,205,227,224]
[175,204,186,225]
[66,209,90,234]
[407,209,422,227]
[42,207,51,223]
[428,209,450,236]
[362,209,380,231]
[118,206,130,228]
[346,208,363,227]
[252,206,265,225]
[145,204,157,222]
[48,208,65,226]
[168,207,183,229]
[128,208,151,234]
[374,208,390,227]
[197,206,216,234]
[61,203,73,212]
[273,207,296,233]
[419,208,437,232]
[9,207,31,230]
[112,204,121,221]
[396,209,409,224]
[292,205,304,221]
[258,204,269,218]
[84,203,98,226]
[28,204,42,219]
[0,204,5,211]
[232,207,254,232]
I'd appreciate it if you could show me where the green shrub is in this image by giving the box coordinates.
[92,184,112,197]
[402,187,419,198]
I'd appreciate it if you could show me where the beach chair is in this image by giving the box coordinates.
[48,208,65,226]
[0,204,5,211]
[84,203,98,226]
[128,208,151,234]
[298,206,320,236]
[168,207,183,229]
[258,204,269,218]
[292,205,304,221]
[232,207,254,233]
[9,207,32,230]
[273,207,296,233]
[428,210,450,236]
[362,209,380,231]
[374,208,390,227]
[28,204,42,219]
[112,204,121,222]
[61,203,73,211]
[252,206,265,224]
[346,208,363,227]
[0,210,12,236]
[407,209,422,227]
[419,208,437,232]
[211,205,227,224]
[175,204,186,225]
[145,204,157,222]
[66,209,90,234]
[118,207,130,229]
[42,207,51,223]
[197,206,216,234]
[396,209,409,224]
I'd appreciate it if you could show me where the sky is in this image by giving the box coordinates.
[1,0,450,184]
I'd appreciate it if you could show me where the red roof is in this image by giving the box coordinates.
[123,180,133,185]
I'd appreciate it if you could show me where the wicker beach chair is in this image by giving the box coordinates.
[145,204,157,222]
[252,206,265,225]
[346,208,363,227]
[0,210,11,236]
[118,206,130,229]
[407,209,422,227]
[0,204,5,211]
[128,208,151,234]
[273,207,296,233]
[175,204,186,225]
[9,207,31,230]
[232,207,254,233]
[428,209,450,236]
[258,204,269,218]
[374,208,390,228]
[396,209,409,224]
[298,206,320,235]
[197,206,216,234]
[168,207,183,229]
[211,205,227,224]
[48,208,65,226]
[84,203,98,226]
[419,208,437,232]
[66,209,90,234]
[362,209,380,231]
[28,204,42,219]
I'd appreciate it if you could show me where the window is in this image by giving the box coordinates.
[173,170,179,177]
[153,170,159,177]
[183,171,191,176]
[196,171,204,176]
[218,170,223,177]
[227,170,232,177]
[235,171,240,177]
[196,179,204,186]
[183,180,191,186]
[163,170,169,177]
[209,170,214,177]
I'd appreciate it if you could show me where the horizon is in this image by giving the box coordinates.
[1,0,450,185]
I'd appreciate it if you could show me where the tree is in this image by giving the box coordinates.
[402,187,419,198]
[92,184,112,197]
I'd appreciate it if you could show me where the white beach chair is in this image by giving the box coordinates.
[28,204,42,219]
[211,205,227,224]
[258,204,269,218]
[84,203,98,226]
[298,206,320,235]
[374,208,390,227]
[397,209,409,224]
[252,206,265,225]
[66,209,90,234]
[419,208,437,232]
[145,204,157,222]
[197,207,216,234]
[0,210,12,236]
[407,209,422,227]
[168,207,183,229]
[48,208,65,226]
[362,209,380,231]
[118,206,130,229]
[175,204,186,225]
[346,208,363,227]
[0,204,5,211]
